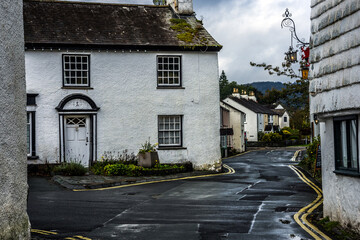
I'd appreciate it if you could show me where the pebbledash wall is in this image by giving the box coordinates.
[309,0,360,232]
[26,50,222,171]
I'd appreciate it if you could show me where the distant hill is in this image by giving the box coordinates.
[248,81,285,94]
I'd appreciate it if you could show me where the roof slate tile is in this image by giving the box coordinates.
[23,0,222,51]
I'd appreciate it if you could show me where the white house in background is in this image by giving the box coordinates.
[310,0,360,233]
[272,104,290,129]
[24,0,223,170]
[223,89,278,142]
[220,101,245,157]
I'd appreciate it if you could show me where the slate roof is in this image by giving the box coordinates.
[272,109,286,117]
[220,100,245,114]
[229,96,278,115]
[23,0,222,51]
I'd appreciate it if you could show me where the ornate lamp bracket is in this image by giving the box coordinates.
[281,8,309,48]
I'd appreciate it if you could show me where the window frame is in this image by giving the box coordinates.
[284,116,288,123]
[158,115,183,148]
[333,115,360,176]
[62,54,91,88]
[156,55,182,88]
[27,111,37,158]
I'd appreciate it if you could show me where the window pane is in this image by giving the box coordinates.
[158,116,182,146]
[341,121,348,168]
[157,56,181,86]
[350,120,358,169]
[27,115,31,154]
[63,55,89,86]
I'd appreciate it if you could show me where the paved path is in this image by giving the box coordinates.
[29,148,318,240]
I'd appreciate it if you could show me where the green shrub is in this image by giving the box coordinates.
[261,132,283,142]
[258,131,265,141]
[91,149,137,175]
[299,136,320,176]
[280,127,300,140]
[103,163,188,177]
[53,162,87,176]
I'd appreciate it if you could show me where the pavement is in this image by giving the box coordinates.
[52,170,218,190]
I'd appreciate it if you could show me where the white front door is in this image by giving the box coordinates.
[65,116,90,167]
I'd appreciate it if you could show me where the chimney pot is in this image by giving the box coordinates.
[166,0,193,15]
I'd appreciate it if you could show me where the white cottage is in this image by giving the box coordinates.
[309,0,360,233]
[223,90,279,141]
[272,104,290,129]
[24,0,222,170]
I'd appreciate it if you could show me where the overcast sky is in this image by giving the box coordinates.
[67,0,311,84]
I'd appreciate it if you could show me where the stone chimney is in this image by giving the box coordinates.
[232,88,240,98]
[248,91,257,102]
[166,0,194,15]
[240,90,249,100]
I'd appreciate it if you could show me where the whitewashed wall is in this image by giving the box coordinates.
[320,117,360,232]
[279,112,290,129]
[25,50,221,171]
[222,98,258,141]
[310,0,360,233]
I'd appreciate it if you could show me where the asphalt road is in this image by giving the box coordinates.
[28,149,317,240]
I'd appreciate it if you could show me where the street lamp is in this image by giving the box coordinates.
[281,9,310,79]
[285,46,297,63]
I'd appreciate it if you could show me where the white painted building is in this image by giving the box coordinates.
[309,0,360,233]
[220,101,246,155]
[24,0,222,171]
[272,104,290,129]
[223,90,278,141]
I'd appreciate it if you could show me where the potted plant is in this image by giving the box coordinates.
[138,140,159,168]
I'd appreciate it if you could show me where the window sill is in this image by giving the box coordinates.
[62,86,93,90]
[157,86,185,89]
[158,147,187,150]
[27,156,39,160]
[333,170,360,178]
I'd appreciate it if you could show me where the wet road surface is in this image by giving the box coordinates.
[29,149,316,239]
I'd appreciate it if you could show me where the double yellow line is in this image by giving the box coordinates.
[289,165,331,240]
[65,236,92,240]
[31,229,57,236]
[31,229,92,240]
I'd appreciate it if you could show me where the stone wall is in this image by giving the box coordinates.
[0,0,30,239]
[310,0,360,233]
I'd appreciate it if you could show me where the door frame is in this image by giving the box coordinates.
[60,114,96,166]
[56,94,99,166]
